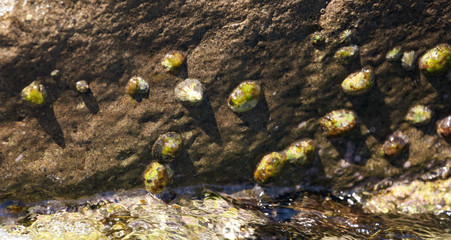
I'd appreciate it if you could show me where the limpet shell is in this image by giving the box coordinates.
[144,162,173,194]
[380,131,409,159]
[282,139,315,166]
[253,152,285,184]
[21,81,47,107]
[125,76,149,98]
[320,109,358,137]
[152,132,183,162]
[174,78,204,106]
[341,66,375,95]
[76,80,90,94]
[228,81,261,113]
[162,51,186,74]
[404,105,432,126]
[437,115,451,139]
[419,43,451,76]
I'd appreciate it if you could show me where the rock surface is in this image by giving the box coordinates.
[0,0,450,202]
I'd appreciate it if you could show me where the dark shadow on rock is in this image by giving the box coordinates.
[80,91,99,114]
[235,92,270,132]
[347,83,393,143]
[33,106,66,148]
[186,97,223,145]
[328,130,371,166]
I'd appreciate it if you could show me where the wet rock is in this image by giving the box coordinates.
[0,0,450,202]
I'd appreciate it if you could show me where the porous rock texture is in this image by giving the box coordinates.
[0,0,450,202]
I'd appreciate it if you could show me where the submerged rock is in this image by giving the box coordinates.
[21,81,47,107]
[419,43,451,76]
[320,109,358,137]
[341,66,375,95]
[228,81,261,113]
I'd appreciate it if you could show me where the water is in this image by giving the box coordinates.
[0,185,449,239]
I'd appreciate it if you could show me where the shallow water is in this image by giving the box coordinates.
[0,185,449,239]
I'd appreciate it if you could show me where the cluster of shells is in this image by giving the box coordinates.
[20,33,451,192]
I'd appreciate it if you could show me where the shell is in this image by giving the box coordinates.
[311,32,325,45]
[152,132,183,162]
[334,45,359,63]
[404,105,432,126]
[436,115,451,139]
[320,109,358,137]
[75,80,90,94]
[125,76,149,98]
[339,29,353,44]
[401,51,416,70]
[419,43,451,76]
[162,51,186,74]
[253,152,286,184]
[143,161,173,194]
[228,81,261,113]
[386,47,403,62]
[380,131,409,158]
[341,66,375,95]
[21,81,47,107]
[282,139,315,166]
[174,78,204,106]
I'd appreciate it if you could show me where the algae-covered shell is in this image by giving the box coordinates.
[311,32,325,45]
[282,139,315,166]
[380,131,409,158]
[21,81,47,107]
[75,80,90,94]
[341,66,375,95]
[152,132,183,162]
[334,45,359,63]
[404,105,432,126]
[401,51,416,70]
[125,76,149,98]
[386,46,403,62]
[419,43,451,76]
[174,78,204,106]
[228,81,261,113]
[144,162,173,194]
[254,152,285,184]
[162,51,186,74]
[436,115,451,139]
[320,109,358,137]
